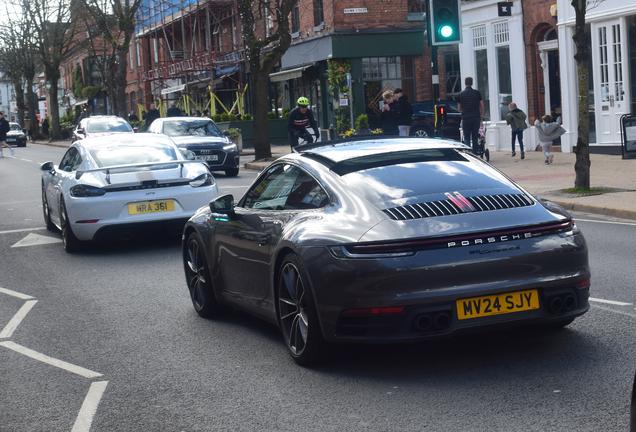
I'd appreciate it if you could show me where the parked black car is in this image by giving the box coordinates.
[6,123,27,147]
[410,100,461,140]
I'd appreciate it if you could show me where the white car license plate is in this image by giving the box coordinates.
[6,138,16,142]
[196,155,218,161]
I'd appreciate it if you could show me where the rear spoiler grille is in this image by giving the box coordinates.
[383,193,534,220]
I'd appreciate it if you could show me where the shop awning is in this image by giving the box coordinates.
[161,84,186,95]
[74,98,89,107]
[269,65,312,82]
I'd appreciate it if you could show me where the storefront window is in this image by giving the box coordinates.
[444,52,461,100]
[475,49,490,121]
[496,46,511,121]
[362,56,415,128]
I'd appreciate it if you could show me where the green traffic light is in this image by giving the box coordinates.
[440,25,453,38]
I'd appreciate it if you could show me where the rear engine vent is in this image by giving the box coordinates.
[384,194,534,220]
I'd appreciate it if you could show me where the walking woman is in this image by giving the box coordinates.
[0,111,14,158]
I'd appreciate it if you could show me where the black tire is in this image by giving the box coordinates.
[225,168,239,177]
[41,183,55,231]
[60,199,82,253]
[412,127,433,138]
[184,232,225,317]
[277,253,328,365]
[19,142,26,147]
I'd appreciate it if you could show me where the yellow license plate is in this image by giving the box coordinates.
[128,200,175,215]
[456,289,539,320]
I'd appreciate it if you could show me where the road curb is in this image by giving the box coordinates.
[547,199,636,221]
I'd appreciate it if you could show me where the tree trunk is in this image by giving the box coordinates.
[48,75,62,140]
[572,0,591,189]
[253,70,273,161]
[24,68,41,140]
[13,79,26,128]
[116,46,130,119]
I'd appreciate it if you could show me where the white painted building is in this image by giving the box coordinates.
[458,0,530,152]
[557,0,636,153]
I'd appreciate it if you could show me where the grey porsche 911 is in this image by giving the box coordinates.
[182,138,590,365]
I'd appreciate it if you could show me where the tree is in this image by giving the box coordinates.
[74,0,144,119]
[23,0,77,140]
[571,0,591,189]
[237,0,298,160]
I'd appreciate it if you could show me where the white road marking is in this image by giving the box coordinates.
[0,287,35,299]
[18,159,33,162]
[0,300,38,339]
[71,381,109,432]
[575,218,636,227]
[589,297,632,306]
[0,341,103,378]
[0,227,46,235]
[12,233,62,247]
[592,304,636,318]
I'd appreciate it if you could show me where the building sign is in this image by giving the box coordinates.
[497,2,512,16]
[141,50,245,82]
[339,93,349,106]
[344,7,368,13]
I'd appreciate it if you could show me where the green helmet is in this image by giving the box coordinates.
[297,97,309,106]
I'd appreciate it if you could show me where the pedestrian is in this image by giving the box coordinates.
[41,117,50,138]
[535,115,566,165]
[0,111,14,157]
[166,101,181,117]
[287,97,320,149]
[128,110,139,122]
[505,102,528,159]
[145,104,160,127]
[457,77,484,154]
[141,110,147,121]
[394,88,413,136]
[380,90,400,136]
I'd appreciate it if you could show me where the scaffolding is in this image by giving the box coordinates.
[135,0,248,114]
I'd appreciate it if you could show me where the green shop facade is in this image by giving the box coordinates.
[268,26,425,136]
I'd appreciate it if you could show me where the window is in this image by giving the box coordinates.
[362,56,415,120]
[136,41,141,68]
[292,4,300,33]
[314,0,324,27]
[444,52,461,100]
[243,164,328,210]
[130,44,134,70]
[494,22,511,121]
[472,26,490,121]
[153,39,159,63]
[59,148,82,172]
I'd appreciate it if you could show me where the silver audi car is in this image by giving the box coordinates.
[182,138,590,365]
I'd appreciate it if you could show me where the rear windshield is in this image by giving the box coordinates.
[85,119,132,133]
[337,150,508,206]
[89,143,178,167]
[10,124,21,131]
[162,120,223,137]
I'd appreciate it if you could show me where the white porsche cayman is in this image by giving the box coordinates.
[41,134,219,252]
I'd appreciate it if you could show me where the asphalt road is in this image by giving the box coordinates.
[1,144,636,431]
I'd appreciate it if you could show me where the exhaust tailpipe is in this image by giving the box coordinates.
[415,314,433,331]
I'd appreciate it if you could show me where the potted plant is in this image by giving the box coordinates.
[226,127,242,152]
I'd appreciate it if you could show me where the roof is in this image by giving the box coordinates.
[77,133,175,149]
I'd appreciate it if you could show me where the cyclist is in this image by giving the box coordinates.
[287,97,319,149]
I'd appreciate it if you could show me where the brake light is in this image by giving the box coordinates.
[576,280,590,288]
[341,307,405,315]
[70,185,106,197]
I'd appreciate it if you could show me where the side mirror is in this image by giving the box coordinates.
[223,130,231,137]
[133,127,139,133]
[40,161,54,171]
[209,194,235,215]
[179,148,196,160]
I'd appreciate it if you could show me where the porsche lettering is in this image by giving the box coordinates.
[447,233,532,248]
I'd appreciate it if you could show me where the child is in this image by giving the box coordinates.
[534,115,566,165]
[505,102,528,159]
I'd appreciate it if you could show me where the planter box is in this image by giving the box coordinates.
[215,119,289,149]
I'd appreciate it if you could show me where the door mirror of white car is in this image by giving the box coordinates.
[76,128,84,135]
[40,161,54,171]
[210,194,235,215]
[179,148,196,160]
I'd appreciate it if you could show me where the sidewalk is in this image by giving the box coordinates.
[34,139,636,221]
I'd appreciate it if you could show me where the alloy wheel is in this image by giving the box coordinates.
[186,237,207,310]
[278,262,309,355]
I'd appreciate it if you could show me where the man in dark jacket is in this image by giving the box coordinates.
[458,77,484,154]
[380,90,400,136]
[166,101,181,117]
[128,110,139,122]
[394,88,413,136]
[287,97,319,149]
[145,104,160,127]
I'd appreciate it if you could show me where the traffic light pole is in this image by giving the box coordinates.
[431,45,443,139]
